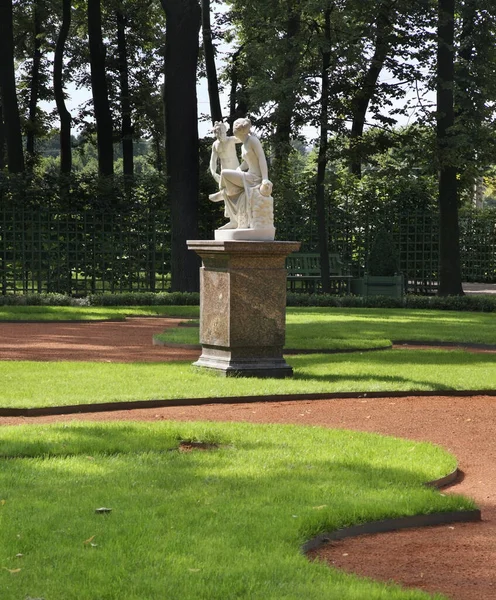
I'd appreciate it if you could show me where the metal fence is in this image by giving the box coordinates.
[0,208,170,294]
[0,207,494,295]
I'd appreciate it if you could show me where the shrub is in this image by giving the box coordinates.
[367,227,399,276]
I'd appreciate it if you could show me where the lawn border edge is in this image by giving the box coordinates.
[301,507,482,554]
[1,390,496,417]
[302,466,482,553]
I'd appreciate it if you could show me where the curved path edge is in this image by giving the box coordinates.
[3,388,496,418]
[302,468,481,553]
[302,508,481,554]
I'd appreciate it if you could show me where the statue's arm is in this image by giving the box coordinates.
[252,136,269,181]
[209,144,220,183]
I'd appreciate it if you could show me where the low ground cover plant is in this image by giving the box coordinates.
[0,420,473,599]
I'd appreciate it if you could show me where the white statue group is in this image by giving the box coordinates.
[209,118,275,240]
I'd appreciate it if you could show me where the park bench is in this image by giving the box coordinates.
[286,252,353,293]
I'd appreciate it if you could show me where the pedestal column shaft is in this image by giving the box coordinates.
[187,240,300,377]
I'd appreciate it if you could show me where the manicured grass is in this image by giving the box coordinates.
[1,349,495,408]
[2,306,496,347]
[0,420,473,599]
[0,305,199,321]
[285,307,496,346]
[155,307,496,350]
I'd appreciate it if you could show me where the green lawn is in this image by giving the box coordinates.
[0,305,199,321]
[0,420,473,600]
[286,307,496,346]
[2,306,496,347]
[155,307,496,350]
[0,305,495,409]
[1,349,495,408]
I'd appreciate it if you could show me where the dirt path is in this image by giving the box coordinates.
[0,318,199,362]
[0,318,495,599]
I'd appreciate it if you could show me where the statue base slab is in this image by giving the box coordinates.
[192,347,293,378]
[187,240,300,378]
[214,227,275,241]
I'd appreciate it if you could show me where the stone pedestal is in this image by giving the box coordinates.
[187,240,300,377]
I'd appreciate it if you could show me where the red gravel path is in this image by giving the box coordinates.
[0,318,200,362]
[0,318,495,599]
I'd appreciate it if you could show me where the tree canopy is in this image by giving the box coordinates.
[0,0,495,292]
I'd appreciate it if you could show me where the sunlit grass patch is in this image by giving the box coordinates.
[0,305,199,321]
[154,307,496,350]
[0,349,495,408]
[0,420,472,599]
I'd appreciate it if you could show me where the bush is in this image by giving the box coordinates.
[1,291,495,312]
[87,292,200,306]
[367,227,399,276]
[0,293,87,307]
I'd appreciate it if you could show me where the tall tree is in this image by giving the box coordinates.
[271,0,302,177]
[349,0,396,177]
[116,1,133,176]
[437,0,463,295]
[160,0,201,292]
[0,102,5,169]
[315,5,332,294]
[0,0,25,173]
[53,0,72,173]
[88,0,114,177]
[25,0,47,166]
[202,0,222,124]
[226,46,248,128]
[454,0,496,199]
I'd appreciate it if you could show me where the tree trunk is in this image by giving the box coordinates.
[349,0,395,177]
[0,103,5,170]
[26,0,43,165]
[272,5,301,177]
[88,0,114,177]
[201,0,222,124]
[116,5,134,177]
[53,0,72,174]
[437,0,463,296]
[315,7,332,294]
[455,0,477,199]
[0,0,25,173]
[161,0,201,292]
[227,46,248,129]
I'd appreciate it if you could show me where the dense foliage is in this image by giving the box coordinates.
[0,0,495,292]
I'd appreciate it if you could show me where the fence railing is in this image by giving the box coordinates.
[0,207,494,295]
[0,208,170,295]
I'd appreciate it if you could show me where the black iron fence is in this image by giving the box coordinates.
[0,207,494,295]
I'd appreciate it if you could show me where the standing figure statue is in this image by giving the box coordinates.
[208,118,275,240]
[209,121,240,184]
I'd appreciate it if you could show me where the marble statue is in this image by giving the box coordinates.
[209,121,240,183]
[208,118,275,240]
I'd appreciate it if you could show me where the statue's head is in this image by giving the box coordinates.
[233,118,251,138]
[213,121,228,141]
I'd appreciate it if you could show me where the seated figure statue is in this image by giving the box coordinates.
[208,118,275,240]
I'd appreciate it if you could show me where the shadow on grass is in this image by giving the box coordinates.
[286,309,496,346]
[289,350,496,368]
